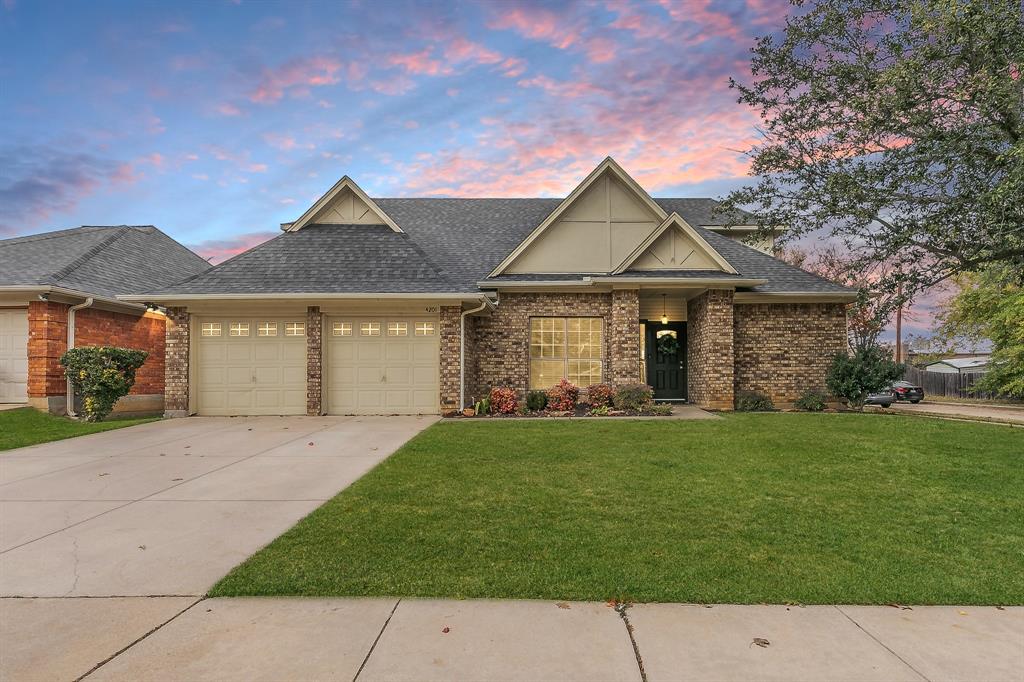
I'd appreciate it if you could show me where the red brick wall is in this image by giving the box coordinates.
[27,301,165,398]
[686,289,735,410]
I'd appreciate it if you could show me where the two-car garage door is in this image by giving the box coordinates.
[194,315,439,416]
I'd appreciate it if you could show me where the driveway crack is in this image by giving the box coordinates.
[615,602,647,682]
[353,599,401,681]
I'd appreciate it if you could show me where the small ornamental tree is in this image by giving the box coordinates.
[61,347,148,422]
[826,346,903,410]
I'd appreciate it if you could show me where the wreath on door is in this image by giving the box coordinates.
[656,333,679,356]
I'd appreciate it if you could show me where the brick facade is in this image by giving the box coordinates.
[75,308,165,396]
[439,305,462,411]
[306,306,323,415]
[609,289,642,385]
[686,289,735,410]
[164,306,190,416]
[27,301,68,399]
[734,302,847,407]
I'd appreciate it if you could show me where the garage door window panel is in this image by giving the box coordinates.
[201,322,221,337]
[258,322,277,337]
[230,322,249,337]
[285,322,305,337]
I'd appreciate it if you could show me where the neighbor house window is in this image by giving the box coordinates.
[387,321,408,336]
[333,322,352,337]
[415,321,435,336]
[529,317,603,389]
[360,322,381,336]
[285,322,305,337]
[258,322,277,337]
[201,322,221,337]
[229,322,249,337]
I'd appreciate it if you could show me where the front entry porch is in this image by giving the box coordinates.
[642,320,687,401]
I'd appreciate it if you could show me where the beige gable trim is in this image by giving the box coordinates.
[488,157,668,277]
[284,176,402,233]
[611,213,737,275]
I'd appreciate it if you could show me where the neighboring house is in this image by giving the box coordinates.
[126,157,855,417]
[925,356,991,374]
[0,226,211,413]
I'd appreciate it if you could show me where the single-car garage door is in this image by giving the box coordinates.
[326,316,439,414]
[0,309,28,403]
[195,317,306,416]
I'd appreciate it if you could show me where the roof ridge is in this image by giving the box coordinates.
[47,226,132,284]
[0,225,116,247]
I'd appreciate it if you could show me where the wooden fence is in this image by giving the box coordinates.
[903,366,1001,400]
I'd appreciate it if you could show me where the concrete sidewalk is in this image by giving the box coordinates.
[4,597,1018,681]
[889,401,1024,425]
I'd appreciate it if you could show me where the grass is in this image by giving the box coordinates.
[0,407,157,451]
[211,414,1024,605]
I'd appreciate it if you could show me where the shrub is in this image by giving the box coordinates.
[546,379,579,411]
[826,346,904,409]
[794,389,828,412]
[590,405,610,416]
[473,397,491,416]
[525,390,548,412]
[61,346,148,422]
[489,387,518,414]
[650,403,673,416]
[612,383,653,412]
[585,383,614,408]
[736,391,775,412]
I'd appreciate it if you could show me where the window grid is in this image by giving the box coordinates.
[258,322,277,337]
[229,322,249,337]
[333,322,352,337]
[387,321,408,337]
[201,322,221,337]
[415,321,435,336]
[529,317,603,389]
[285,322,305,337]
[360,322,381,336]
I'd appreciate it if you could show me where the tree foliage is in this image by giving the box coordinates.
[933,266,1024,397]
[723,0,1024,310]
[826,346,904,408]
[61,347,148,422]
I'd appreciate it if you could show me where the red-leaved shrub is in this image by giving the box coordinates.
[546,378,579,411]
[489,387,518,414]
[586,383,614,408]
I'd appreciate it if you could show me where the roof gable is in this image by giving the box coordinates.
[490,157,667,276]
[285,176,402,233]
[613,213,737,274]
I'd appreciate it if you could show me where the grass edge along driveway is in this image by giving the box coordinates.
[0,406,157,452]
[212,414,1024,605]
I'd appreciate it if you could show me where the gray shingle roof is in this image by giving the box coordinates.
[143,198,849,296]
[0,226,211,299]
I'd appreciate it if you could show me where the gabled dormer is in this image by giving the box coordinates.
[282,176,402,232]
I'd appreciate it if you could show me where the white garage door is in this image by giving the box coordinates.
[195,317,306,416]
[326,317,439,415]
[0,309,28,403]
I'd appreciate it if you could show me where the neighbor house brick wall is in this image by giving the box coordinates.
[686,289,734,410]
[306,306,322,415]
[609,289,642,385]
[439,305,462,411]
[74,308,165,395]
[27,300,68,398]
[469,292,614,399]
[164,306,190,415]
[734,302,847,407]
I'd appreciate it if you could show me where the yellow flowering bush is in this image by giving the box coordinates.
[60,347,148,422]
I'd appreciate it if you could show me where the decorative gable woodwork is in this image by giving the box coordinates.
[285,176,402,233]
[613,213,736,274]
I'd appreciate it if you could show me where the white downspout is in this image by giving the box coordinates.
[65,297,94,417]
[460,298,489,410]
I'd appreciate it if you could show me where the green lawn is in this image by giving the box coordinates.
[211,414,1024,605]
[0,407,157,451]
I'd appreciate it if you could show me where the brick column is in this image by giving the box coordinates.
[27,300,69,413]
[439,305,462,412]
[609,289,641,386]
[306,306,322,416]
[164,306,190,417]
[686,289,734,410]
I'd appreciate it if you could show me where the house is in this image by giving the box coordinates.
[125,158,855,417]
[925,356,990,374]
[0,226,211,413]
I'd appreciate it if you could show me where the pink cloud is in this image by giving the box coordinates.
[262,133,314,151]
[243,163,268,173]
[216,102,242,116]
[443,37,503,66]
[248,56,351,103]
[403,120,419,130]
[489,6,579,50]
[188,231,276,264]
[387,48,449,76]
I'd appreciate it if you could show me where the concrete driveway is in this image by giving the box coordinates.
[888,401,1024,425]
[0,415,434,679]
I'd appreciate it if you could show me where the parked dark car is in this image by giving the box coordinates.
[889,380,924,403]
[865,390,894,407]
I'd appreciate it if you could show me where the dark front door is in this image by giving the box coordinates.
[645,321,687,400]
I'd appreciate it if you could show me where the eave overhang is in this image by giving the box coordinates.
[0,285,147,314]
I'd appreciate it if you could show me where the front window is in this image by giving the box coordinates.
[529,317,603,389]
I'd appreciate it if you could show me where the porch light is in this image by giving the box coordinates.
[660,294,669,325]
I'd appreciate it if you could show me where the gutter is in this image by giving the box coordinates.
[0,286,146,313]
[118,292,485,302]
[460,297,493,410]
[477,277,769,289]
[65,297,94,417]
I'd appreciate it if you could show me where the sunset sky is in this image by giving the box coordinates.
[0,0,939,335]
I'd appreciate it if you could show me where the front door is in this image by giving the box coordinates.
[645,321,686,401]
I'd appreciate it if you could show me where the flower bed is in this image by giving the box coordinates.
[448,382,674,418]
